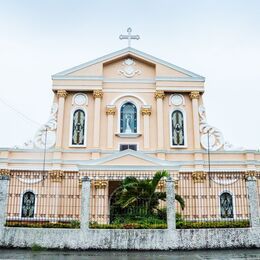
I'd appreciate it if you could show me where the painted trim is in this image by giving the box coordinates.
[110,93,147,106]
[72,93,88,106]
[156,77,205,82]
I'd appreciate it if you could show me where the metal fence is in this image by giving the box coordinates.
[6,171,81,226]
[177,172,249,226]
[4,170,255,228]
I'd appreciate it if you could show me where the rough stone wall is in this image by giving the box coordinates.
[1,227,260,250]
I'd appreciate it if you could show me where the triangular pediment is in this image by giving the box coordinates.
[80,150,172,167]
[52,47,204,81]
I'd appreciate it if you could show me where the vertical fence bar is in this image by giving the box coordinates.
[0,175,9,229]
[166,176,176,230]
[246,176,260,227]
[81,176,91,231]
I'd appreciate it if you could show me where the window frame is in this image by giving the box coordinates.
[116,99,141,137]
[20,190,37,219]
[69,107,87,147]
[119,144,138,151]
[169,108,187,148]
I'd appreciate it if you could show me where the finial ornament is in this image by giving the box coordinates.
[119,27,140,47]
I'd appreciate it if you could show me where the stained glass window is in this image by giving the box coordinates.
[171,110,184,146]
[72,109,85,145]
[120,102,137,133]
[21,191,35,218]
[220,192,234,218]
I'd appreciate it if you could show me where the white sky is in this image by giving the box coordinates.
[0,0,259,149]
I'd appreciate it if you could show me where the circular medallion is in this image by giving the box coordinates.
[74,94,87,106]
[171,94,183,106]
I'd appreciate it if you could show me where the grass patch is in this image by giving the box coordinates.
[31,244,47,251]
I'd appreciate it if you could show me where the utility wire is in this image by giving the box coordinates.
[0,96,41,127]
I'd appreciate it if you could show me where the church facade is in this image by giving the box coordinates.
[1,46,259,224]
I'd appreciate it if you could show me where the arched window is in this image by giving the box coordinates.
[171,110,184,146]
[120,102,137,134]
[21,191,35,218]
[220,192,233,218]
[72,109,85,145]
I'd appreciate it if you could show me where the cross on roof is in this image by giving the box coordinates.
[119,28,140,47]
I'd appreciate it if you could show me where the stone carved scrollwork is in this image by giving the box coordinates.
[33,103,58,149]
[94,180,108,189]
[244,170,256,180]
[49,170,65,182]
[93,90,103,99]
[199,105,224,151]
[118,58,141,78]
[154,91,165,100]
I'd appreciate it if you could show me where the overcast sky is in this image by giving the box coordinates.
[0,0,259,149]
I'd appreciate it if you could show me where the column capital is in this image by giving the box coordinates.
[154,90,165,100]
[57,89,68,98]
[244,170,257,180]
[189,91,200,100]
[48,170,65,182]
[93,90,103,99]
[93,180,108,189]
[106,105,116,115]
[0,169,11,176]
[141,106,152,116]
[192,171,206,183]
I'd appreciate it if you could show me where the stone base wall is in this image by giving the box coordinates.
[0,227,260,250]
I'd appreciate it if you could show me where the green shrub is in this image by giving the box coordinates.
[176,220,250,229]
[31,244,46,251]
[5,221,80,229]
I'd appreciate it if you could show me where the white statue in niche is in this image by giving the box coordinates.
[118,58,141,78]
[124,114,133,134]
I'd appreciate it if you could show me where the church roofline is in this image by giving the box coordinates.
[52,47,205,81]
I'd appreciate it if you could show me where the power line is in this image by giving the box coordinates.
[0,97,41,127]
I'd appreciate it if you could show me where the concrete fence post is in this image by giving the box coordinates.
[0,175,10,229]
[246,176,260,228]
[80,176,91,231]
[166,176,176,230]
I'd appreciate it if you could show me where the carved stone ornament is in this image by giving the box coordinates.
[189,91,200,100]
[118,58,141,78]
[33,103,58,149]
[244,170,256,180]
[49,170,65,182]
[141,106,152,116]
[154,90,165,100]
[192,171,207,183]
[57,89,68,98]
[94,180,108,189]
[0,169,11,176]
[93,90,103,99]
[199,105,224,151]
[106,106,116,115]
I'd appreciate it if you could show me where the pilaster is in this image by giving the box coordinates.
[106,105,116,149]
[189,91,201,150]
[92,90,103,159]
[155,90,165,159]
[141,105,152,149]
[55,90,68,148]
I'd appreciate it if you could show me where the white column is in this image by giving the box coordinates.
[93,90,103,148]
[189,91,201,150]
[55,90,68,148]
[0,174,9,229]
[141,106,152,149]
[166,176,176,230]
[81,176,91,231]
[106,105,116,149]
[155,91,165,151]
